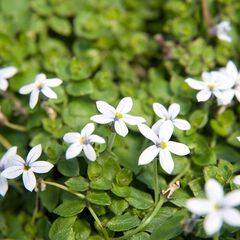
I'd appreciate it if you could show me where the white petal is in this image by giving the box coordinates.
[30,161,53,173]
[168,103,180,119]
[185,78,206,90]
[83,144,96,161]
[235,88,240,102]
[90,114,113,124]
[168,141,190,156]
[1,166,23,179]
[123,114,145,125]
[88,135,105,144]
[218,33,232,42]
[151,119,165,135]
[45,78,62,87]
[11,155,25,166]
[158,120,173,142]
[138,145,159,165]
[29,88,40,109]
[116,97,133,114]
[153,103,168,119]
[19,83,35,95]
[1,146,17,167]
[114,120,128,137]
[233,175,240,185]
[41,87,57,99]
[66,143,83,159]
[222,208,240,226]
[0,66,17,79]
[0,176,8,196]
[196,89,212,102]
[173,119,191,130]
[204,212,223,236]
[81,123,95,137]
[22,170,36,192]
[26,144,42,164]
[35,73,46,83]
[159,149,174,174]
[213,71,234,89]
[223,190,240,207]
[63,132,81,143]
[186,199,211,215]
[202,72,212,82]
[216,89,234,105]
[205,179,224,202]
[226,61,238,81]
[96,101,115,116]
[138,124,158,144]
[0,78,8,91]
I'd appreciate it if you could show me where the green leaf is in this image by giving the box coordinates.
[57,159,79,177]
[73,219,91,240]
[65,176,89,192]
[90,177,112,190]
[86,191,111,206]
[48,16,71,36]
[109,199,129,216]
[40,186,60,212]
[66,80,93,96]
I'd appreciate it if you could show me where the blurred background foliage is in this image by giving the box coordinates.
[1,0,240,239]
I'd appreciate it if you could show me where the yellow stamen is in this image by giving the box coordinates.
[23,166,30,172]
[115,112,123,118]
[160,141,167,149]
[207,83,215,89]
[79,136,86,144]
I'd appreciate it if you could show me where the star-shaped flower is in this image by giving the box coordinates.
[90,97,145,137]
[1,144,53,192]
[210,21,232,43]
[186,179,240,235]
[152,103,191,134]
[19,73,62,109]
[63,123,105,161]
[138,121,190,174]
[0,66,17,91]
[185,71,233,102]
[0,147,17,197]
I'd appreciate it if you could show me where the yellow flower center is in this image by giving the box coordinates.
[160,141,167,149]
[35,81,44,89]
[115,112,123,118]
[207,83,215,89]
[79,136,86,144]
[23,165,30,172]
[212,202,220,210]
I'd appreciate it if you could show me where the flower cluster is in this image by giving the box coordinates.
[210,21,232,43]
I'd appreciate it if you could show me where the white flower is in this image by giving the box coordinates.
[0,147,17,196]
[211,21,232,43]
[63,123,105,161]
[138,121,190,174]
[185,71,233,102]
[186,179,240,235]
[90,97,145,137]
[237,136,240,141]
[152,103,191,134]
[19,73,62,109]
[233,175,240,186]
[0,66,17,91]
[1,144,53,192]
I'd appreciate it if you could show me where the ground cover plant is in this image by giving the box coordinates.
[1,0,240,239]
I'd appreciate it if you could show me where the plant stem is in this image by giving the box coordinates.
[31,192,39,225]
[4,121,27,132]
[0,134,11,149]
[153,159,159,205]
[169,161,190,186]
[44,180,85,199]
[113,198,165,240]
[213,233,219,240]
[88,205,110,240]
[108,132,116,151]
[201,0,211,30]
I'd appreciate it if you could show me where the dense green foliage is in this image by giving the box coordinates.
[1,0,240,239]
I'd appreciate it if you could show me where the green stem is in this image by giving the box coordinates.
[88,205,110,240]
[31,192,39,225]
[153,159,159,205]
[213,233,219,240]
[107,132,116,151]
[113,198,165,240]
[44,180,85,199]
[169,161,190,186]
[4,121,27,132]
[0,134,11,149]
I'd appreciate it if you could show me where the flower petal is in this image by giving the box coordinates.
[41,87,57,99]
[173,119,191,130]
[138,145,159,165]
[11,155,25,166]
[123,114,145,125]
[63,132,81,143]
[1,166,23,179]
[26,144,42,164]
[90,114,113,124]
[158,120,173,142]
[29,88,40,109]
[205,179,224,203]
[233,175,240,185]
[35,73,46,82]
[0,176,8,197]
[30,161,53,173]
[83,144,96,161]
[223,190,240,207]
[204,212,223,236]
[168,141,190,156]
[19,83,35,95]
[226,61,238,81]
[159,149,174,174]
[1,146,17,167]
[114,120,128,137]
[45,78,62,87]
[151,119,165,135]
[168,103,180,119]
[116,97,133,114]
[196,89,212,102]
[153,103,168,119]
[81,123,95,137]
[96,101,115,116]
[0,78,8,91]
[0,66,17,79]
[138,124,158,144]
[88,135,105,144]
[185,78,206,90]
[22,170,36,192]
[222,208,240,227]
[186,198,211,215]
[66,143,83,159]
